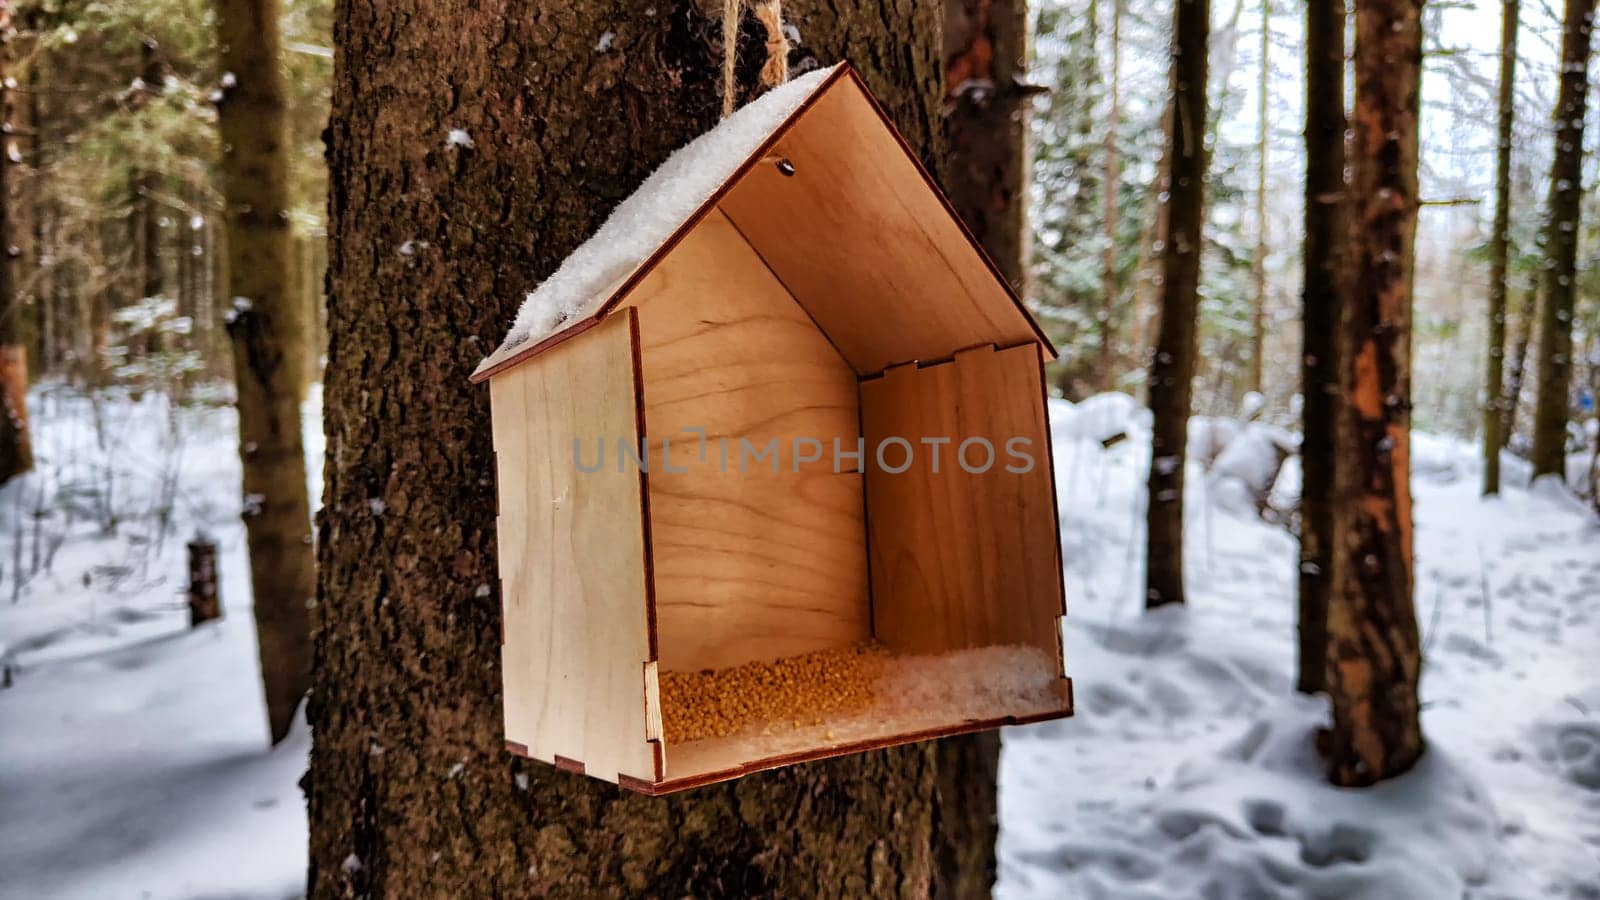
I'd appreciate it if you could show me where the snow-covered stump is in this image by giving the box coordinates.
[186,536,221,626]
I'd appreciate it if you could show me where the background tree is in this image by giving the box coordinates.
[1482,0,1519,495]
[1249,0,1270,398]
[1529,0,1594,479]
[1325,0,1425,787]
[1098,0,1124,391]
[0,5,35,486]
[1144,0,1211,608]
[217,0,314,744]
[945,0,1030,293]
[1298,0,1345,695]
[308,2,1003,895]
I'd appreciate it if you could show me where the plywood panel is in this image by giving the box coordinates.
[652,681,1071,792]
[719,74,1049,376]
[619,209,871,671]
[859,344,1065,658]
[490,309,657,783]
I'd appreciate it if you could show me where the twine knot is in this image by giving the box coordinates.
[722,0,791,118]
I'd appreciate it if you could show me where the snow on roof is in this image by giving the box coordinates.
[474,65,841,378]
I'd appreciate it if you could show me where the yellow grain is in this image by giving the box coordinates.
[660,641,888,743]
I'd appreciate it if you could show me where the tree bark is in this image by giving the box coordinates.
[1249,0,1270,398]
[1482,0,1518,495]
[1298,0,1345,695]
[1325,0,1425,787]
[217,0,315,745]
[1145,0,1211,608]
[178,183,196,337]
[1098,0,1123,391]
[0,7,33,486]
[943,0,1029,294]
[308,2,999,897]
[1529,0,1594,479]
[1502,279,1538,444]
[137,39,163,313]
[187,536,222,626]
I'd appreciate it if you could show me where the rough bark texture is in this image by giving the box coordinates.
[1529,0,1594,479]
[1482,0,1518,495]
[1145,0,1210,608]
[1325,0,1425,787]
[308,3,1000,897]
[0,7,33,486]
[943,0,1028,293]
[218,0,315,745]
[1298,0,1345,695]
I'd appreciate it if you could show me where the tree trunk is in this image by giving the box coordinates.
[308,2,1000,897]
[943,0,1029,294]
[136,39,165,356]
[0,9,33,486]
[217,0,315,746]
[1298,0,1345,695]
[26,32,50,377]
[178,204,194,340]
[1249,0,1270,398]
[1145,0,1211,608]
[1502,279,1538,444]
[187,536,222,626]
[1529,0,1594,479]
[1325,0,1425,787]
[1482,0,1518,495]
[1098,0,1123,392]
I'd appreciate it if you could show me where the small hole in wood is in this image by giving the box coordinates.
[776,157,796,177]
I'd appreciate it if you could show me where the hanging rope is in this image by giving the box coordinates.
[722,0,791,118]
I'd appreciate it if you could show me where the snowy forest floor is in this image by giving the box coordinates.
[1,385,1597,899]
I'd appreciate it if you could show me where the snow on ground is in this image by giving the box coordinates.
[1,387,1596,899]
[0,383,320,900]
[1000,397,1600,899]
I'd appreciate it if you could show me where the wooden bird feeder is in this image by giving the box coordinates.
[471,63,1072,795]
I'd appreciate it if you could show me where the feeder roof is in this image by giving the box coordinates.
[472,62,1052,382]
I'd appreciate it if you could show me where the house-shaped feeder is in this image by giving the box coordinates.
[471,63,1072,795]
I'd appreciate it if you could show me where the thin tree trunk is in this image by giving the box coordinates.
[1529,0,1594,479]
[217,0,314,745]
[1099,0,1123,391]
[1325,0,1425,787]
[1298,0,1345,695]
[1503,279,1538,444]
[27,34,50,376]
[1145,0,1211,608]
[1250,0,1271,398]
[1482,0,1519,495]
[944,0,1029,294]
[137,39,164,355]
[308,2,999,896]
[0,9,33,485]
[178,191,195,337]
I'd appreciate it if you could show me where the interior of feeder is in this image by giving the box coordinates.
[614,91,1071,780]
